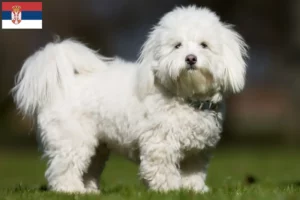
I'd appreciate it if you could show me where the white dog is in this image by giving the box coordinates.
[13,6,247,193]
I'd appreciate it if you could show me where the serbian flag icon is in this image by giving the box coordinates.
[2,2,42,29]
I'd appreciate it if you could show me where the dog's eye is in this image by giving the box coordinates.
[174,43,182,49]
[200,42,208,49]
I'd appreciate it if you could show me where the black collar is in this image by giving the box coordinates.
[185,98,219,111]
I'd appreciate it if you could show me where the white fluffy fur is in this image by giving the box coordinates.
[12,6,247,193]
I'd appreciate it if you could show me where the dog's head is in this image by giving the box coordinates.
[137,6,247,100]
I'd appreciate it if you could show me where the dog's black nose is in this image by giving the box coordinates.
[185,54,197,66]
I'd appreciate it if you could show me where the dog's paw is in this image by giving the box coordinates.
[190,185,210,193]
[201,185,210,193]
[182,183,210,193]
[85,188,101,194]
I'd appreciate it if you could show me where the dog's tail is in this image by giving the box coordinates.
[12,39,110,117]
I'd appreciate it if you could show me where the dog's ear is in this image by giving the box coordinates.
[221,24,248,94]
[136,29,158,99]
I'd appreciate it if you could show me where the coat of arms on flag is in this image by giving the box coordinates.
[2,2,42,29]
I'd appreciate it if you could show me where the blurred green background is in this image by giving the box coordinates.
[1,0,300,199]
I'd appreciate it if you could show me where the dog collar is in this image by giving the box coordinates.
[185,98,219,111]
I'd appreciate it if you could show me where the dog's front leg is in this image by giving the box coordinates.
[139,133,181,192]
[180,151,211,193]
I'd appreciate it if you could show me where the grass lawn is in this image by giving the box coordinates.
[0,146,300,200]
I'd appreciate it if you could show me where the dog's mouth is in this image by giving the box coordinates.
[197,67,214,83]
[154,64,216,98]
[174,66,216,98]
[181,66,214,83]
[186,64,197,71]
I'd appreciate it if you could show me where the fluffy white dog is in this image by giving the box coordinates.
[13,6,247,193]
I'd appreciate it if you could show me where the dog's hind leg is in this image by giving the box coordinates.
[83,143,110,193]
[38,117,99,193]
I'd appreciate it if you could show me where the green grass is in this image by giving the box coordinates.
[1,146,300,200]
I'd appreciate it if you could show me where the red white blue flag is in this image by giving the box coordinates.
[2,2,42,29]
